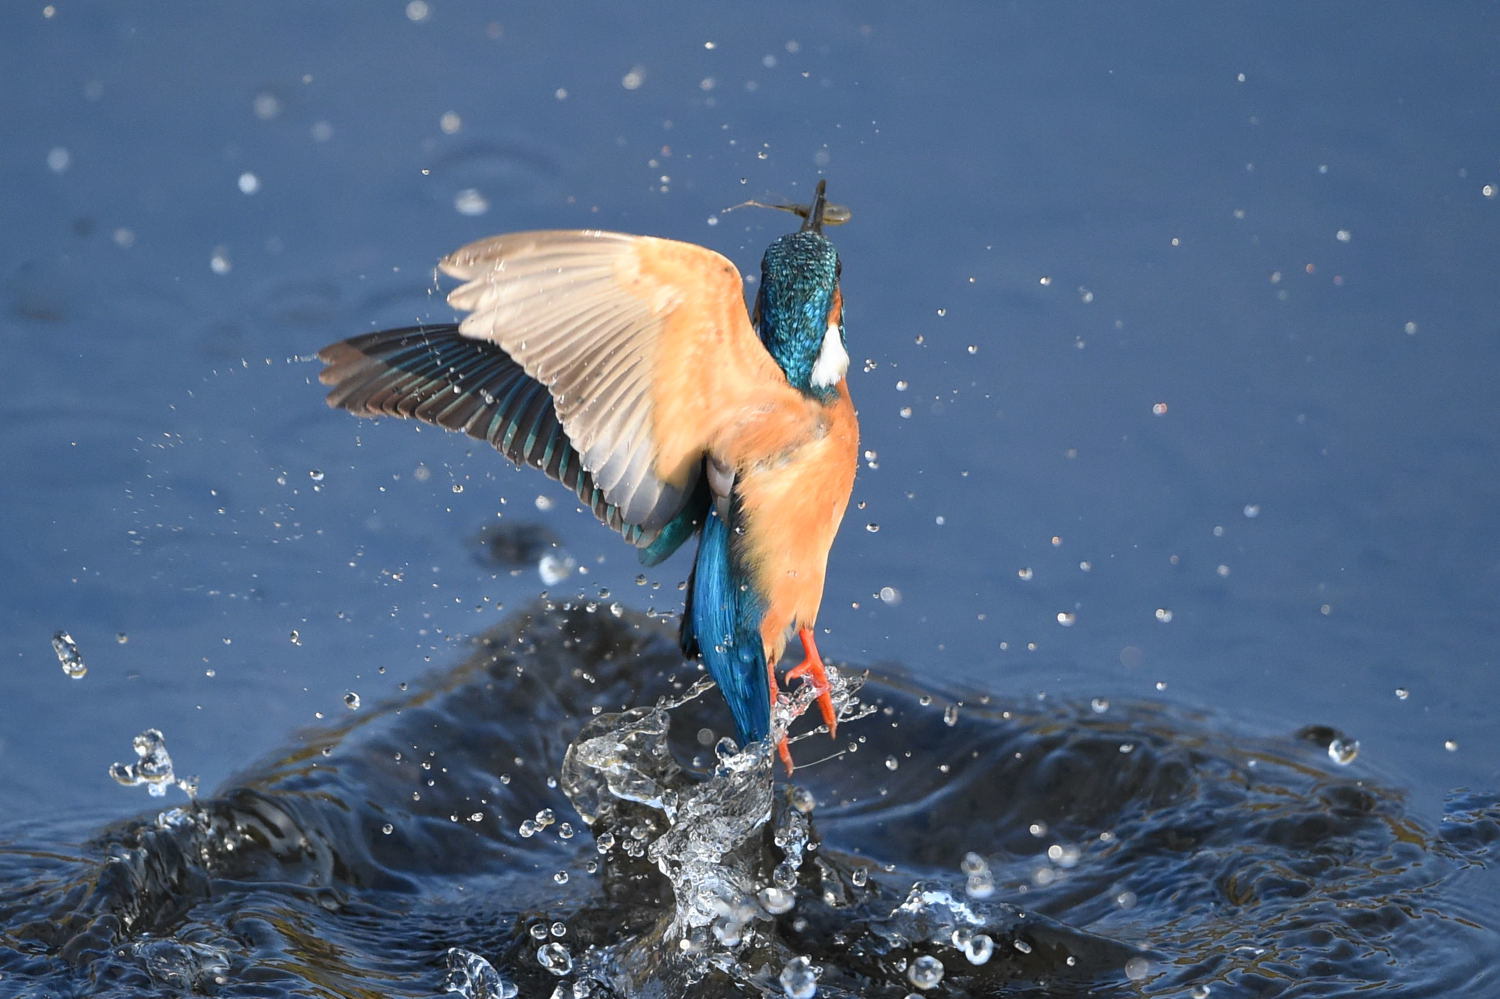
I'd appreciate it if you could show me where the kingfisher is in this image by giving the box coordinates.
[317,180,857,772]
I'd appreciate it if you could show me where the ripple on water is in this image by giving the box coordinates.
[0,604,1495,998]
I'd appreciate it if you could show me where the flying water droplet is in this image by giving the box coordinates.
[536,941,572,976]
[51,631,86,678]
[907,954,944,990]
[758,885,795,914]
[108,729,196,799]
[344,691,361,710]
[539,552,576,586]
[779,955,818,998]
[443,947,518,999]
[1327,736,1359,765]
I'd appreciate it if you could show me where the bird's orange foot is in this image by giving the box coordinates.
[776,737,795,775]
[767,658,796,775]
[785,625,839,738]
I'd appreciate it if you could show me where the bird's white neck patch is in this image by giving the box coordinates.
[810,319,849,389]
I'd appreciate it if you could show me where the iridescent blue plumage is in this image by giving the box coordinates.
[679,181,845,748]
[681,504,771,743]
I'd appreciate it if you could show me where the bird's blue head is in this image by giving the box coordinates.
[753,180,847,402]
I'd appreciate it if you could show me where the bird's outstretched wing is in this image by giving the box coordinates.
[319,324,649,545]
[319,230,806,552]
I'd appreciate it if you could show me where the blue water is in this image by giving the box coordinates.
[4,4,1498,995]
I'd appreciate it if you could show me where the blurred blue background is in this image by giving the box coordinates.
[3,2,1497,835]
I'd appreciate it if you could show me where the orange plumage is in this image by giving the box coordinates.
[317,181,856,769]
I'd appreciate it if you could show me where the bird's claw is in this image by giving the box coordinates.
[787,626,839,738]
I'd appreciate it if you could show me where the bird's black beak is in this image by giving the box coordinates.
[800,179,828,234]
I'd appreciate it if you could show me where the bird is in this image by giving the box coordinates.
[316,179,857,772]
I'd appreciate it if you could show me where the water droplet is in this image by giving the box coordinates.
[454,188,490,216]
[884,755,899,771]
[1155,608,1174,623]
[943,703,960,726]
[851,866,868,886]
[381,822,394,835]
[1327,736,1359,765]
[51,631,86,678]
[1444,739,1459,752]
[758,886,796,914]
[289,629,302,646]
[1124,956,1151,981]
[1192,985,1213,998]
[1012,938,1033,954]
[865,523,880,533]
[1090,697,1109,714]
[46,146,71,173]
[1056,611,1076,627]
[343,691,361,710]
[209,246,232,275]
[907,954,944,990]
[538,552,576,586]
[1017,567,1034,581]
[536,942,572,976]
[443,947,518,999]
[108,729,194,799]
[1394,687,1410,700]
[779,955,818,998]
[1242,503,1261,518]
[879,586,901,605]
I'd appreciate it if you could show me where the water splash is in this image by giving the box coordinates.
[444,948,518,999]
[108,728,198,799]
[51,630,87,678]
[4,605,1495,998]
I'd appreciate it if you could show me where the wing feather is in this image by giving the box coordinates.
[439,230,810,533]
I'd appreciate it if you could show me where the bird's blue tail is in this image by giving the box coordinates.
[684,508,771,745]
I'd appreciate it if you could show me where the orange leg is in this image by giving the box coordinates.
[769,659,796,774]
[785,626,839,738]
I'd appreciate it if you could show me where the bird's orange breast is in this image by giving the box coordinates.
[727,381,858,665]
